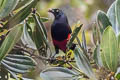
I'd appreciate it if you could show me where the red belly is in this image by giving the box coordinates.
[53,34,71,52]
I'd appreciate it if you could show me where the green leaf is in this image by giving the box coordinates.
[14,0,33,10]
[32,13,47,49]
[116,73,120,80]
[67,24,83,48]
[36,13,48,37]
[82,30,87,52]
[118,33,120,51]
[40,67,78,80]
[116,0,120,35]
[97,10,112,33]
[21,22,37,49]
[0,24,23,61]
[92,24,101,45]
[1,54,36,73]
[0,0,19,19]
[100,26,118,72]
[32,13,52,55]
[107,1,119,35]
[74,47,96,80]
[93,45,103,66]
[4,0,37,29]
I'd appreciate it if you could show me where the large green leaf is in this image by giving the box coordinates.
[67,24,83,48]
[14,0,33,10]
[40,67,78,80]
[0,0,19,19]
[21,22,37,49]
[32,13,51,53]
[100,26,118,72]
[74,47,96,80]
[107,1,118,34]
[1,54,36,73]
[116,0,120,34]
[97,10,112,33]
[36,13,48,37]
[4,0,37,29]
[0,24,23,61]
[93,45,103,66]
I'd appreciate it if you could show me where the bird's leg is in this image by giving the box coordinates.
[50,46,59,63]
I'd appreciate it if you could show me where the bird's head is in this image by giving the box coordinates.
[48,8,64,19]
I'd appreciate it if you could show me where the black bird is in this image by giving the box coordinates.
[48,8,75,56]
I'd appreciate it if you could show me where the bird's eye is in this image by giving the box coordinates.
[56,9,59,13]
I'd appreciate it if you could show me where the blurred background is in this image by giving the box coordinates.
[25,0,115,79]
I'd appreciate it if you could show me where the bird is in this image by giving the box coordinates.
[48,8,76,57]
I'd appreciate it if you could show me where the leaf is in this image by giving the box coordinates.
[107,1,119,35]
[97,10,112,33]
[1,54,36,73]
[115,0,120,35]
[4,0,37,29]
[82,30,87,52]
[116,67,120,79]
[40,67,78,80]
[21,22,37,49]
[93,45,103,66]
[40,17,49,22]
[0,24,23,61]
[14,0,33,10]
[116,73,120,80]
[36,13,48,37]
[32,14,46,49]
[92,24,101,45]
[74,47,96,80]
[118,33,120,51]
[0,0,19,19]
[67,24,83,48]
[32,13,52,55]
[100,26,118,72]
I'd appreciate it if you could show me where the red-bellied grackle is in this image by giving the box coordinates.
[48,8,76,57]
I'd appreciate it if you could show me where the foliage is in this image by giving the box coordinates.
[0,0,120,80]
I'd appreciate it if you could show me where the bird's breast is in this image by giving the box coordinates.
[51,22,70,41]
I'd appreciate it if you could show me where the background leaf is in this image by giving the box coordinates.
[97,10,112,33]
[115,0,120,35]
[1,54,36,73]
[40,67,78,80]
[93,45,103,66]
[100,26,118,72]
[74,47,96,80]
[0,0,19,19]
[21,22,37,49]
[67,24,83,48]
[14,0,33,10]
[107,1,118,34]
[4,0,37,29]
[0,24,23,61]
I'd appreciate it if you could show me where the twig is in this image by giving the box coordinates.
[14,45,75,63]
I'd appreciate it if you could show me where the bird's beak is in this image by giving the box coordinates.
[48,9,54,13]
